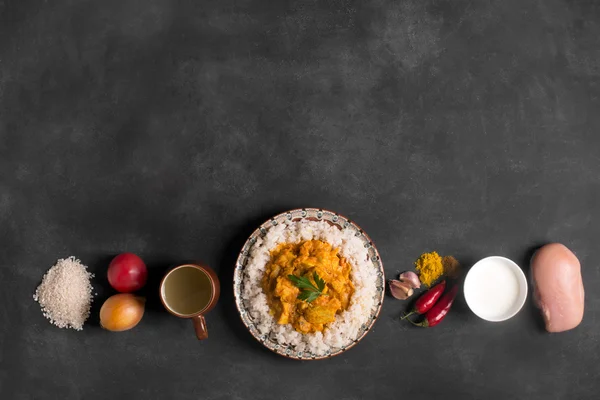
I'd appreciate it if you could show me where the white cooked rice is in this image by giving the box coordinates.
[241,220,378,355]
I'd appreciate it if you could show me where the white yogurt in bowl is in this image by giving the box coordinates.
[464,256,528,322]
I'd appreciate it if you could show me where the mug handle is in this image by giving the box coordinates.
[192,315,208,340]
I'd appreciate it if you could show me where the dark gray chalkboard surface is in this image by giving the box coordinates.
[1,0,599,399]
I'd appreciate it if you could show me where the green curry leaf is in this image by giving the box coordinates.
[288,273,326,303]
[313,272,326,292]
[297,290,321,303]
[287,274,317,291]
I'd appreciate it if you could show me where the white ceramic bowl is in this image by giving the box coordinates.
[464,256,528,322]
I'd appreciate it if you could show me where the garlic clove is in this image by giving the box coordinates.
[389,279,414,300]
[399,271,421,289]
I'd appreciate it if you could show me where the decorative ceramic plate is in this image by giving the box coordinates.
[233,208,385,360]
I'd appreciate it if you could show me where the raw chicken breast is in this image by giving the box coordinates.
[531,243,584,333]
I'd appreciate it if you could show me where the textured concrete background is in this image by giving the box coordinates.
[1,0,599,399]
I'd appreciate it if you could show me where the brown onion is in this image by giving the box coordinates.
[100,294,145,331]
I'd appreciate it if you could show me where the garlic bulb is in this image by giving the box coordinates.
[389,280,414,300]
[399,271,421,289]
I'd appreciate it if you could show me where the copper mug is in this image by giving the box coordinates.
[159,264,220,340]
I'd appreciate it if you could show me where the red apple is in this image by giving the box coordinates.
[107,253,147,293]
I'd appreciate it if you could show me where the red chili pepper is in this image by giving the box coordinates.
[409,284,458,327]
[400,280,446,320]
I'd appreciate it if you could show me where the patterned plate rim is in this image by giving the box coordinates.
[233,208,385,360]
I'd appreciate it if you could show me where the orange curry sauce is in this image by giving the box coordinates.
[262,240,354,334]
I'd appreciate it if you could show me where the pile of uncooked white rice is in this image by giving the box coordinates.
[33,256,95,330]
[241,221,378,355]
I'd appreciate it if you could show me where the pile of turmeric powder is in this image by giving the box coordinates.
[415,252,444,287]
[415,252,462,287]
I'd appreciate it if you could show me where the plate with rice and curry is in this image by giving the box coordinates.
[233,208,385,360]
